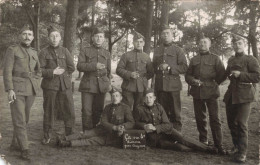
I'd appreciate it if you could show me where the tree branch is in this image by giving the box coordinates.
[111,28,128,45]
[24,6,35,27]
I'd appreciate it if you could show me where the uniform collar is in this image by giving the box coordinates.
[49,45,60,49]
[199,51,210,56]
[20,43,30,48]
[134,49,143,53]
[235,52,244,57]
[163,42,173,47]
[111,102,121,107]
[92,44,102,49]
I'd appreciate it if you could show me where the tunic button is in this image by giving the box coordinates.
[97,77,99,79]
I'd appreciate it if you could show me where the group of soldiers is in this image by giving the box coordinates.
[2,23,260,164]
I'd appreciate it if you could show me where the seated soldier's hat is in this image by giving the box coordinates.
[109,86,122,94]
[161,24,171,31]
[231,34,244,43]
[133,31,144,41]
[47,25,60,35]
[144,88,155,96]
[20,24,33,33]
[92,27,104,36]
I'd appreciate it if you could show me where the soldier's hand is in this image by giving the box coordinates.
[8,90,16,103]
[53,67,65,75]
[193,79,203,86]
[159,63,169,71]
[96,62,106,70]
[131,72,140,79]
[231,70,241,78]
[144,124,155,133]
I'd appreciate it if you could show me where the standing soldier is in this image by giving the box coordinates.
[3,24,41,160]
[39,26,75,144]
[185,36,226,154]
[223,35,260,163]
[153,25,188,131]
[77,27,111,131]
[116,32,154,114]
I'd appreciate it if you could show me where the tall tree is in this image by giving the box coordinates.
[160,0,169,27]
[143,0,154,54]
[63,0,79,53]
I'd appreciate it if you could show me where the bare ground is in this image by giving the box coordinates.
[0,61,259,165]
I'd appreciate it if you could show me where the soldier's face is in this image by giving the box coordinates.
[161,29,173,44]
[133,38,145,51]
[92,33,105,47]
[233,40,245,53]
[199,38,211,52]
[49,31,61,47]
[111,92,122,104]
[20,30,34,46]
[144,93,156,107]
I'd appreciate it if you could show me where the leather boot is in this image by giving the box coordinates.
[65,127,72,136]
[21,149,30,161]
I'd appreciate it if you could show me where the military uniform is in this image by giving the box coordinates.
[223,52,260,157]
[116,49,154,113]
[134,102,212,152]
[185,51,225,148]
[77,45,111,130]
[39,45,75,137]
[60,102,134,147]
[153,42,188,131]
[3,43,41,152]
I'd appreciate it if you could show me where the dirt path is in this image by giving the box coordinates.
[0,62,259,165]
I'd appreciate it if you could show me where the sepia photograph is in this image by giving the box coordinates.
[0,0,259,164]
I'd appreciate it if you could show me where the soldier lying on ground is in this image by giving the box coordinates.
[56,87,134,147]
[134,88,216,153]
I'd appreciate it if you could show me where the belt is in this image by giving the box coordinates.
[239,82,252,85]
[12,71,36,78]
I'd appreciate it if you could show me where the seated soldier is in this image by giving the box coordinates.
[57,87,134,147]
[135,88,215,153]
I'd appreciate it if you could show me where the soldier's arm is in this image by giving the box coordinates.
[134,106,146,130]
[3,47,15,92]
[122,106,135,130]
[154,105,172,133]
[238,56,260,83]
[34,56,42,78]
[65,48,75,75]
[215,56,226,84]
[169,48,188,75]
[77,48,97,72]
[146,56,154,80]
[185,58,196,85]
[116,53,132,80]
[100,106,114,133]
[39,50,55,78]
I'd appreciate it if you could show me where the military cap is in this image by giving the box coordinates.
[92,27,104,36]
[109,86,122,94]
[20,24,33,33]
[133,31,144,41]
[231,34,245,43]
[47,25,60,35]
[144,88,155,95]
[161,24,171,31]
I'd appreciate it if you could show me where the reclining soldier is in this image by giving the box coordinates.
[135,88,215,153]
[57,87,134,147]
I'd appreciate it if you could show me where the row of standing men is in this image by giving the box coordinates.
[3,24,260,163]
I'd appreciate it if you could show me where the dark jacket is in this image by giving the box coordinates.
[116,49,154,92]
[153,43,188,92]
[185,52,225,99]
[223,53,260,104]
[3,44,41,96]
[39,45,75,91]
[134,102,172,134]
[77,45,111,93]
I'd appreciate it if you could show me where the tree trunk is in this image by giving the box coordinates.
[248,2,258,59]
[63,0,79,53]
[108,1,112,54]
[91,0,95,27]
[143,0,154,55]
[34,2,40,51]
[160,0,169,27]
[125,29,128,53]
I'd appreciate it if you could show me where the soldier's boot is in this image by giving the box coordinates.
[159,140,193,152]
[56,134,66,146]
[58,140,71,147]
[20,149,30,161]
[214,145,228,155]
[227,145,239,155]
[65,127,72,136]
[234,154,246,163]
[42,131,51,145]
[10,136,21,151]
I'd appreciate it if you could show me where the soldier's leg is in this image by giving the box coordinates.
[235,103,251,156]
[225,99,239,148]
[122,90,134,110]
[193,98,208,143]
[70,136,106,147]
[157,92,169,114]
[206,98,223,148]
[10,96,29,151]
[133,92,144,116]
[92,93,105,127]
[58,89,75,135]
[81,92,94,131]
[170,91,182,131]
[42,89,57,140]
[66,127,105,141]
[25,95,35,124]
[159,134,192,152]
